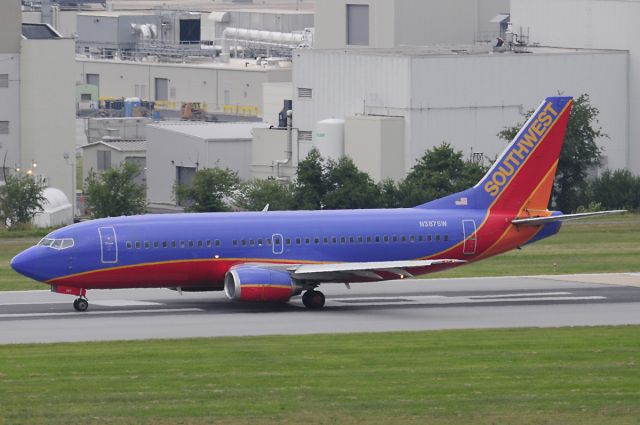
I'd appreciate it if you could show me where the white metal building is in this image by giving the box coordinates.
[510,0,640,174]
[76,57,292,117]
[293,46,629,180]
[314,0,510,49]
[146,121,267,208]
[80,139,147,187]
[1,1,76,219]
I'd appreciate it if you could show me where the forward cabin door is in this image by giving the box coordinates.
[99,227,118,264]
[462,220,477,255]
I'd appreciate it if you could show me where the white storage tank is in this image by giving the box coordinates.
[314,118,345,160]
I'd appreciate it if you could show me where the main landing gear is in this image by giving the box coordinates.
[302,290,325,309]
[73,297,89,312]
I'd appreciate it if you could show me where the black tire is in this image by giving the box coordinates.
[302,290,325,309]
[73,299,79,311]
[75,298,89,312]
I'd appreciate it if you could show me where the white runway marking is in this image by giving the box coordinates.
[90,300,163,307]
[330,293,607,306]
[0,308,204,319]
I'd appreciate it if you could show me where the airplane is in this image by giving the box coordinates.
[10,96,625,312]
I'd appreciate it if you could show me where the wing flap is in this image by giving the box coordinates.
[289,259,465,281]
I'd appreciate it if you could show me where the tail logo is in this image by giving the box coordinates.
[484,102,559,197]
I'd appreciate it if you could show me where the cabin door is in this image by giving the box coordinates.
[99,226,118,264]
[272,233,284,255]
[462,220,477,255]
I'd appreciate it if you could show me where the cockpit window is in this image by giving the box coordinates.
[38,237,74,250]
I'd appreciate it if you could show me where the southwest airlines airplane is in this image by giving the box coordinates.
[11,96,623,311]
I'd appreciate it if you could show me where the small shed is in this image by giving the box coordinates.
[80,139,147,188]
[32,187,73,228]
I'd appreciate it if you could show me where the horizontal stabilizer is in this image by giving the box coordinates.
[512,210,627,226]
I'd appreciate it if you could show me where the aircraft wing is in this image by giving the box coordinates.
[512,210,626,226]
[286,259,466,281]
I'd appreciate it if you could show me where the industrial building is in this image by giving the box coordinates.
[1,1,76,224]
[289,0,632,183]
[146,121,267,209]
[510,0,640,174]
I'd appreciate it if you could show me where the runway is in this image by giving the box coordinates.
[2,273,640,344]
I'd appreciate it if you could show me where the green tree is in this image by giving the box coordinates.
[588,169,640,211]
[293,148,326,210]
[323,157,381,209]
[377,178,402,209]
[234,178,295,211]
[174,167,240,212]
[0,174,46,227]
[399,143,486,207]
[498,94,604,212]
[84,162,146,218]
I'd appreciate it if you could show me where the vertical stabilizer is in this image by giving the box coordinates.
[417,96,573,214]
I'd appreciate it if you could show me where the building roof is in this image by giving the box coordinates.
[81,140,147,152]
[311,44,626,58]
[21,23,62,40]
[148,121,268,140]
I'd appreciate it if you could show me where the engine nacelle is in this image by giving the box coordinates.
[224,266,301,303]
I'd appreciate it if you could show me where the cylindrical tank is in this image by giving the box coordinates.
[315,118,345,161]
[124,97,141,117]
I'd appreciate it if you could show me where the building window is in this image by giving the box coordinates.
[86,73,99,87]
[97,150,111,170]
[0,121,9,135]
[297,87,312,99]
[0,74,8,88]
[346,4,369,46]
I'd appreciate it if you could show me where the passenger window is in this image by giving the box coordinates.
[323,237,329,244]
[286,238,291,245]
[257,239,263,247]
[172,241,177,248]
[215,240,221,247]
[233,240,238,246]
[126,241,132,249]
[332,236,338,244]
[206,240,211,248]
[144,241,150,249]
[401,236,406,242]
[162,241,168,248]
[435,235,441,241]
[188,241,194,248]
[366,236,372,243]
[305,238,311,245]
[444,235,449,242]
[428,235,432,242]
[198,240,203,248]
[249,240,255,247]
[349,236,354,244]
[410,236,415,243]
[241,240,247,246]
[375,236,380,243]
[266,239,272,246]
[296,237,302,245]
[392,235,398,242]
[419,235,424,242]
[340,237,346,244]
[135,241,141,249]
[383,236,389,243]
[180,241,186,248]
[154,241,159,248]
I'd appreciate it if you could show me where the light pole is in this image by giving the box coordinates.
[64,153,75,221]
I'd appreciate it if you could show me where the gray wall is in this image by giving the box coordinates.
[0,0,21,54]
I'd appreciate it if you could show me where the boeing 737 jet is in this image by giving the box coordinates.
[10,96,623,311]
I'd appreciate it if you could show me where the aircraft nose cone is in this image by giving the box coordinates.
[10,248,42,281]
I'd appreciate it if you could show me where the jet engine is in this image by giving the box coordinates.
[224,265,302,303]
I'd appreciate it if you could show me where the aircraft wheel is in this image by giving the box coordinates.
[302,290,325,309]
[74,298,89,312]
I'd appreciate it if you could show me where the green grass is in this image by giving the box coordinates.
[1,327,639,424]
